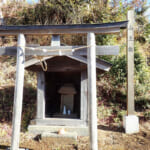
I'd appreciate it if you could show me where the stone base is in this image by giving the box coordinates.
[28,125,89,136]
[42,131,77,140]
[123,115,139,134]
[41,132,78,145]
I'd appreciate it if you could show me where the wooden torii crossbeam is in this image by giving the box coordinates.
[0,21,127,35]
[0,45,119,56]
[0,20,130,150]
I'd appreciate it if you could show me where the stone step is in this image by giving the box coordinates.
[41,131,78,145]
[28,125,89,136]
[42,131,77,140]
[6,148,29,150]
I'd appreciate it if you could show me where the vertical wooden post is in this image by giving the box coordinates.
[87,33,98,150]
[51,35,60,46]
[37,71,45,119]
[11,34,25,150]
[127,10,134,115]
[80,70,88,125]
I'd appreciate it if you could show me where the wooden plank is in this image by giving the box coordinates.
[25,57,54,68]
[68,55,111,71]
[11,34,25,150]
[127,10,135,115]
[74,45,119,56]
[0,27,120,35]
[0,21,127,35]
[25,55,111,72]
[0,46,17,55]
[87,33,98,150]
[0,45,119,56]
[37,71,46,119]
[80,70,88,125]
[51,35,60,46]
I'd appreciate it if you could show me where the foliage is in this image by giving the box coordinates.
[106,44,150,98]
[134,4,150,44]
[135,97,150,111]
[144,23,150,43]
[134,56,150,96]
[4,1,89,25]
[109,55,127,87]
[0,0,150,129]
[144,111,150,120]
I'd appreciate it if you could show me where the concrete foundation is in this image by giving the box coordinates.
[28,125,89,136]
[123,115,139,134]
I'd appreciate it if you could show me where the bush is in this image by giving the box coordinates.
[144,111,150,120]
[108,47,150,99]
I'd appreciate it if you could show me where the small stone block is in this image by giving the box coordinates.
[123,115,139,134]
[28,125,89,136]
[42,131,77,140]
[42,132,77,145]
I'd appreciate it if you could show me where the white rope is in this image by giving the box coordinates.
[17,45,93,71]
[24,45,91,53]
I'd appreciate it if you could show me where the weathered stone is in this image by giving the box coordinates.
[41,131,77,145]
[28,125,89,136]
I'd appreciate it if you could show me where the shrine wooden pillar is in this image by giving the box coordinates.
[123,10,139,134]
[127,10,135,115]
[87,32,98,150]
[11,34,26,150]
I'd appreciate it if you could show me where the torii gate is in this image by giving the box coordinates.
[0,10,139,150]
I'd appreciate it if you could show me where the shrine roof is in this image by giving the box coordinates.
[0,21,127,35]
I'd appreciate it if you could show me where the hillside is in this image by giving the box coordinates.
[0,1,150,150]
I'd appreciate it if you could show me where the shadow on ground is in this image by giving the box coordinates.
[98,124,124,133]
[0,85,36,131]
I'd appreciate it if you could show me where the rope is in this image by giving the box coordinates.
[25,45,91,53]
[18,45,93,71]
[35,56,48,71]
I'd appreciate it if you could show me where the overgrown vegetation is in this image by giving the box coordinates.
[0,0,150,130]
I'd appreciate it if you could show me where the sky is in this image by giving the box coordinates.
[145,0,150,21]
[26,0,38,3]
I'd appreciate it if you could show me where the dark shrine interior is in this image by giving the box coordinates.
[45,71,81,119]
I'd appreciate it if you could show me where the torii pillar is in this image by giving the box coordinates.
[123,10,139,134]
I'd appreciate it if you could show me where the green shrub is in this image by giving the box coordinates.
[108,47,150,99]
[144,111,150,120]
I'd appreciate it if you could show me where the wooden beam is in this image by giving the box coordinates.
[37,71,46,119]
[0,46,17,55]
[80,70,88,125]
[0,27,120,35]
[35,118,87,126]
[87,33,98,150]
[51,35,60,46]
[11,34,25,150]
[68,55,111,71]
[0,45,119,56]
[0,21,127,36]
[127,10,135,115]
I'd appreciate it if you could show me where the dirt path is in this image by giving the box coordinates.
[0,121,150,150]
